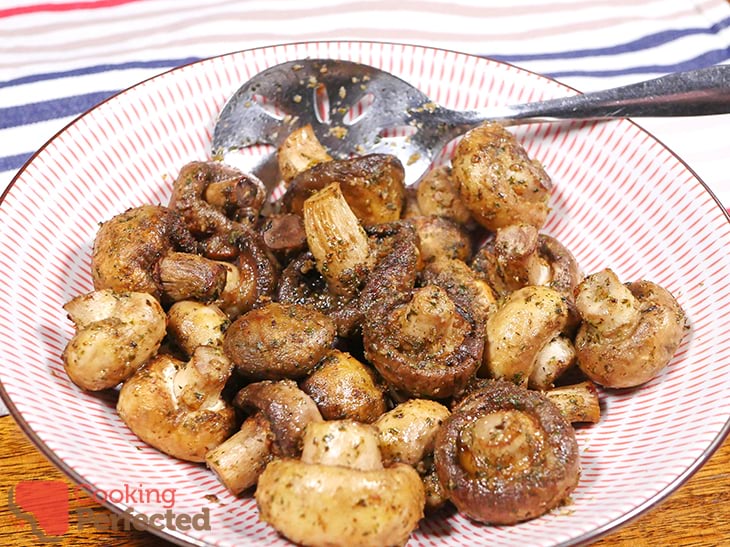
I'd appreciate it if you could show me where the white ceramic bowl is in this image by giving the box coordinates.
[2,41,730,547]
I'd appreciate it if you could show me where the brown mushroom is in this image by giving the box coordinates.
[300,349,387,423]
[223,302,336,380]
[92,205,199,300]
[416,165,472,226]
[62,289,166,391]
[363,282,483,399]
[471,223,582,300]
[282,153,406,225]
[206,379,322,494]
[434,380,580,525]
[483,285,570,386]
[169,160,265,259]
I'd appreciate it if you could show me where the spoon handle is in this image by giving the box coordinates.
[485,64,730,123]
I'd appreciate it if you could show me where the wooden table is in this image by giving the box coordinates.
[1,414,728,545]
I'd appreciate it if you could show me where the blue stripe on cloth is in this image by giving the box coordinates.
[543,49,730,79]
[0,152,32,172]
[0,90,119,130]
[0,57,201,89]
[491,16,730,63]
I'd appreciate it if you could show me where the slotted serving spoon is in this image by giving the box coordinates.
[212,59,730,187]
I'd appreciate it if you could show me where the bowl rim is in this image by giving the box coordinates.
[2,39,729,547]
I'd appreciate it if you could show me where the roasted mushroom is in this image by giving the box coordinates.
[282,153,406,225]
[117,346,237,462]
[529,335,577,390]
[62,289,166,391]
[452,122,552,231]
[574,268,686,388]
[376,399,451,511]
[434,380,580,524]
[421,256,497,326]
[483,285,569,386]
[410,215,472,264]
[545,381,601,424]
[255,419,425,547]
[416,165,472,226]
[277,124,333,183]
[92,205,199,300]
[168,160,265,258]
[157,252,228,303]
[303,182,374,297]
[166,300,229,357]
[223,302,336,380]
[364,282,483,399]
[300,349,387,423]
[206,379,322,494]
[472,223,582,300]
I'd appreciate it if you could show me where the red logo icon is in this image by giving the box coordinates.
[7,480,70,542]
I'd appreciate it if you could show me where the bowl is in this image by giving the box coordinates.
[2,41,730,547]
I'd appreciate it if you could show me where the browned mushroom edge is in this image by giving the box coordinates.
[434,379,580,525]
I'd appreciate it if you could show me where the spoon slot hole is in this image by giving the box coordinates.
[342,93,375,125]
[313,83,330,124]
[251,94,285,120]
[377,125,419,141]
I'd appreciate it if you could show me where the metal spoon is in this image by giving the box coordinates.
[212,59,730,187]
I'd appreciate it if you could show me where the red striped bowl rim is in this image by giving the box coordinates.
[1,41,729,547]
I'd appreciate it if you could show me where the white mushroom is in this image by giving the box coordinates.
[117,345,236,462]
[255,419,425,547]
[167,300,229,356]
[62,289,166,391]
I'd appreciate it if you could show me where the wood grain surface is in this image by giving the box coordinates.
[1,415,728,545]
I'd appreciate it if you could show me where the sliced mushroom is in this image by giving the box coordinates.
[434,380,580,525]
[117,346,237,462]
[255,420,425,547]
[223,302,336,380]
[452,122,552,231]
[62,289,166,391]
[574,268,687,388]
[300,350,387,423]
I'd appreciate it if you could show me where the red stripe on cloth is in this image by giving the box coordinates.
[0,0,142,19]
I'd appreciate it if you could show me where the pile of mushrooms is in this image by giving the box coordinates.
[60,120,687,545]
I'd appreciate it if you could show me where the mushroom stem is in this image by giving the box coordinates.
[205,413,273,494]
[544,382,601,424]
[303,182,373,297]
